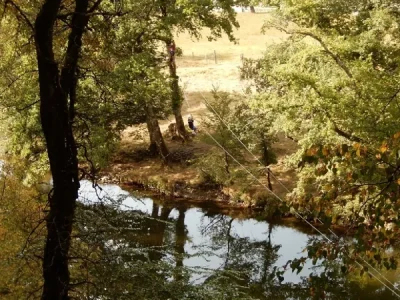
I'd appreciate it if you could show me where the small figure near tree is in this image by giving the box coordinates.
[188,114,197,134]
[168,40,176,70]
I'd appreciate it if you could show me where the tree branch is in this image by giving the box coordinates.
[0,69,37,97]
[332,122,363,143]
[21,217,47,255]
[88,0,102,13]
[5,0,34,31]
[381,88,400,114]
[310,84,364,143]
[57,0,130,20]
[57,10,129,18]
[16,99,40,112]
[285,134,298,143]
[276,26,354,80]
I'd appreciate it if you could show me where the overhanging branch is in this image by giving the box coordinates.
[332,123,363,143]
[16,99,40,112]
[309,84,364,143]
[5,0,34,31]
[275,26,354,80]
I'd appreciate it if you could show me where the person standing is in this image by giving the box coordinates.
[188,114,197,134]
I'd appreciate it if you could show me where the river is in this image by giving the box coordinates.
[77,180,400,299]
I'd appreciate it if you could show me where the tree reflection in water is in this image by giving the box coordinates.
[71,189,399,299]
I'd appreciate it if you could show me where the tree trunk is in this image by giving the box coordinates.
[174,208,187,281]
[267,168,273,191]
[151,202,160,218]
[224,151,230,175]
[34,0,91,299]
[250,5,256,13]
[145,103,170,161]
[260,133,273,191]
[148,206,172,261]
[224,218,234,267]
[166,41,189,141]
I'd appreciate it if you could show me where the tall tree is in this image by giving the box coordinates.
[1,0,120,297]
[85,1,173,161]
[34,0,94,298]
[155,0,240,140]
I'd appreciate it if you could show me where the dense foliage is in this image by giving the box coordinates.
[199,91,276,193]
[1,0,400,298]
[242,0,400,283]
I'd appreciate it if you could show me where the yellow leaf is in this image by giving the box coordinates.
[394,132,400,139]
[353,143,362,157]
[380,142,388,153]
[322,146,329,156]
[306,147,318,156]
[397,178,400,185]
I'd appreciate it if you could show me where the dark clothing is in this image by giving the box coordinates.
[188,116,196,133]
[188,121,194,130]
[169,43,176,57]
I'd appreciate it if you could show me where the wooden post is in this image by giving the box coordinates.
[214,50,217,64]
[241,53,244,63]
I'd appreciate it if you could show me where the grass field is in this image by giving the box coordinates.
[176,13,285,63]
[173,13,287,118]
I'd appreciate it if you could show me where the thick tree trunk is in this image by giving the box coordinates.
[151,202,160,218]
[174,208,187,281]
[148,206,172,261]
[145,103,170,161]
[166,41,189,141]
[34,0,91,299]
[250,5,256,13]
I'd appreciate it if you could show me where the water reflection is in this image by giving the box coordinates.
[74,181,399,299]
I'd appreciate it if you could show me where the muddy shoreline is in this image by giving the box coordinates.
[97,174,349,236]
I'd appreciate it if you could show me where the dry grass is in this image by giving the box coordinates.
[176,13,286,64]
[172,12,287,127]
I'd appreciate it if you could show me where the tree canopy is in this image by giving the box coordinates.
[1,0,400,298]
[242,0,400,277]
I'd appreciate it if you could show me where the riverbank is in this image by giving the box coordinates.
[99,130,297,212]
[96,162,350,236]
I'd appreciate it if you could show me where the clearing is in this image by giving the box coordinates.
[114,12,296,205]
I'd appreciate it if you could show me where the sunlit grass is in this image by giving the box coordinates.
[175,12,287,65]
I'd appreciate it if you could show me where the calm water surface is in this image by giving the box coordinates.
[78,181,400,299]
